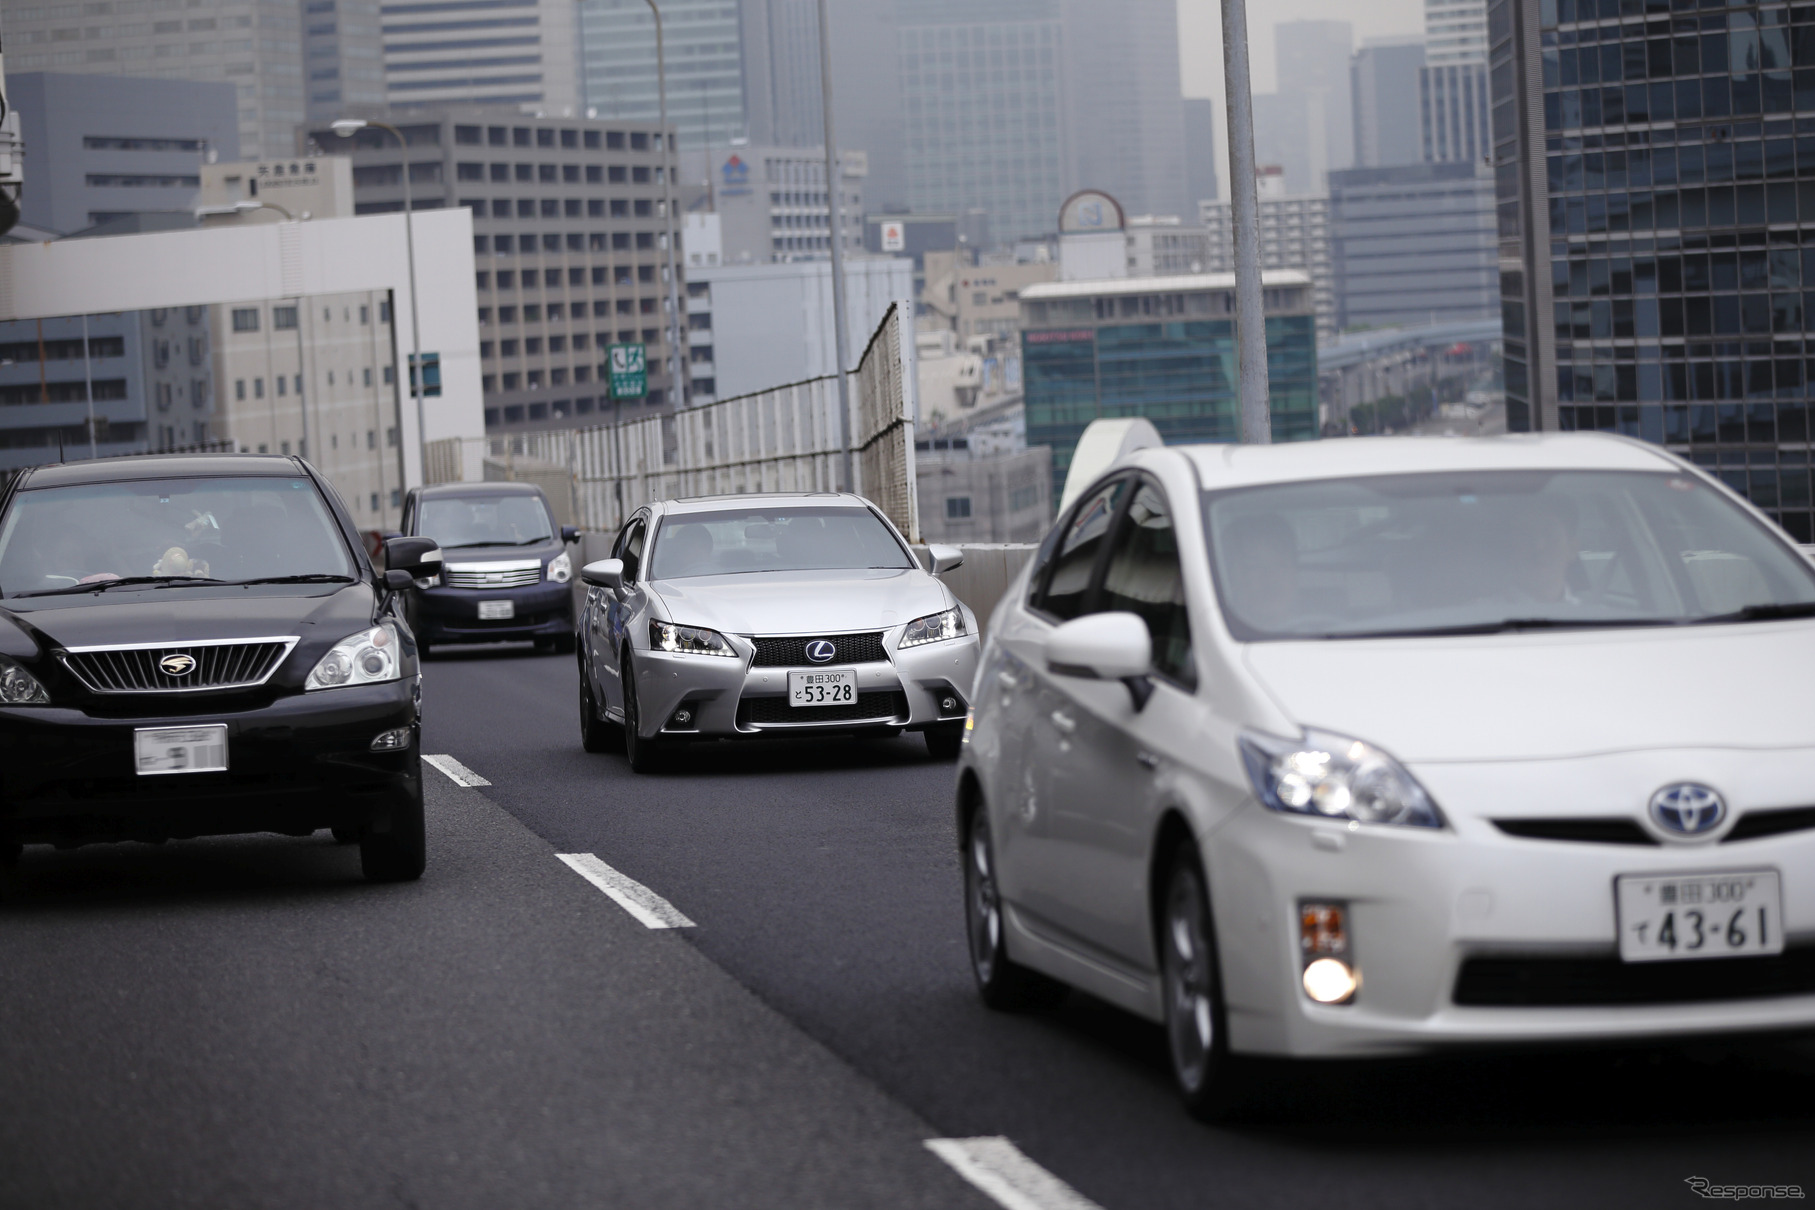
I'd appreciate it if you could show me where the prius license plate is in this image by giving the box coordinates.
[1615,870,1783,963]
[788,669,857,707]
[135,724,228,776]
[477,600,514,620]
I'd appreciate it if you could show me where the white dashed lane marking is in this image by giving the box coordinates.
[423,753,491,787]
[557,853,697,930]
[925,1138,1104,1210]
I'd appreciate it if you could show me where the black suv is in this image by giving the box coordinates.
[0,454,439,882]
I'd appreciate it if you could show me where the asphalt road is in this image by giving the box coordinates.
[3,643,1811,1209]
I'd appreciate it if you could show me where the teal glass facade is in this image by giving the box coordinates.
[1023,316,1319,480]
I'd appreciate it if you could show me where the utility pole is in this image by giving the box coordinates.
[644,0,687,410]
[1222,0,1271,444]
[816,0,855,492]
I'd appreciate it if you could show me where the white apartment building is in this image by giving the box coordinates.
[1200,169,1335,344]
[1124,216,1212,278]
[711,144,866,265]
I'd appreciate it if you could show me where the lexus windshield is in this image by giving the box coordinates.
[1205,470,1815,641]
[420,493,555,548]
[649,507,914,579]
[0,476,356,598]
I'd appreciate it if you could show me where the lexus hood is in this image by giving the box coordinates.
[1241,619,1815,764]
[648,569,953,637]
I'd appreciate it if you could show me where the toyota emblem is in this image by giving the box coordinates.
[1649,782,1727,837]
[159,653,196,676]
[805,640,837,663]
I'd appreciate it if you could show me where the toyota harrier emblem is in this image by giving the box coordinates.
[1649,783,1727,837]
[159,653,196,676]
[805,640,837,663]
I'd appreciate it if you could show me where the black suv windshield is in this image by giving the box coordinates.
[0,475,356,598]
[420,493,554,548]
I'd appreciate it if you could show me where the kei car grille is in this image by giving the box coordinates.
[443,562,541,589]
[1453,946,1815,1007]
[749,631,888,667]
[740,691,906,725]
[59,637,298,694]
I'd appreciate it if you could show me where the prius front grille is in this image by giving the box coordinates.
[1453,946,1815,1007]
[60,638,298,694]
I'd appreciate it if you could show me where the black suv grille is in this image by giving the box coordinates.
[742,691,905,725]
[61,639,295,694]
[1454,946,1815,1007]
[750,631,888,667]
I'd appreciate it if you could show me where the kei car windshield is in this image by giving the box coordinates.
[419,493,555,548]
[1204,469,1815,640]
[648,507,914,579]
[0,475,356,597]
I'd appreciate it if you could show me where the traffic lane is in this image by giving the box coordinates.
[423,649,1815,1210]
[0,769,991,1210]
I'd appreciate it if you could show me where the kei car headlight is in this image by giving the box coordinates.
[649,620,737,657]
[899,607,966,648]
[306,621,404,690]
[1239,729,1444,829]
[547,550,572,584]
[0,656,50,705]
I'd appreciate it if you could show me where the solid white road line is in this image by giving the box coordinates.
[556,853,696,930]
[925,1138,1104,1210]
[423,753,491,787]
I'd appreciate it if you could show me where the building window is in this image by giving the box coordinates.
[231,308,259,332]
[273,305,298,330]
[946,497,973,520]
[235,379,246,400]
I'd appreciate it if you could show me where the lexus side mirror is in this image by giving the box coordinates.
[561,525,580,544]
[383,535,443,579]
[927,543,964,575]
[581,558,624,592]
[1045,611,1156,711]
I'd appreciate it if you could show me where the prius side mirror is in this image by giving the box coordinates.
[1045,611,1155,711]
[581,558,623,592]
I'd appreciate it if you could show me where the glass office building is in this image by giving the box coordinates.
[1019,274,1319,482]
[1494,0,1815,539]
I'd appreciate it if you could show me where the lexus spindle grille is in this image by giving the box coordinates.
[443,562,541,589]
[60,638,298,694]
[749,631,888,668]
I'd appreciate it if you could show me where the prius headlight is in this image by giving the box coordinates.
[899,607,965,648]
[307,621,405,690]
[1239,729,1444,829]
[0,656,50,705]
[649,620,737,657]
[547,550,572,584]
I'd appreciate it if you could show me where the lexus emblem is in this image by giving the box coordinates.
[805,640,837,663]
[159,653,196,676]
[1649,783,1727,837]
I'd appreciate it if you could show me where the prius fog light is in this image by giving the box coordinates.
[369,728,413,752]
[1299,901,1358,1004]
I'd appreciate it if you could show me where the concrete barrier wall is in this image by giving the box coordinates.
[917,543,1039,636]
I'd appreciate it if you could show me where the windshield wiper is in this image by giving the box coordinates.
[1693,601,1815,624]
[440,538,551,549]
[1323,617,1683,639]
[228,574,358,586]
[12,575,225,598]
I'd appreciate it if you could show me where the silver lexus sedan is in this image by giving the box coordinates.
[576,493,980,771]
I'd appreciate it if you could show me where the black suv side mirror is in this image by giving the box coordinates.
[561,525,580,544]
[384,536,443,579]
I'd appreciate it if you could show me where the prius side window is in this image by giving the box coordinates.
[1032,478,1128,622]
[1099,483,1194,687]
[615,520,645,583]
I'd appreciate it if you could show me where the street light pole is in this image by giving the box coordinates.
[1221,0,1271,444]
[641,0,686,410]
[816,0,854,493]
[331,118,426,487]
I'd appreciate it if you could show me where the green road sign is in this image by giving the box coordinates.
[609,342,647,400]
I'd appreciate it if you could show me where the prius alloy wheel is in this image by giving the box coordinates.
[964,802,1064,1011]
[1160,843,1251,1120]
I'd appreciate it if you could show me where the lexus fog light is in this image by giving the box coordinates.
[1300,901,1358,1004]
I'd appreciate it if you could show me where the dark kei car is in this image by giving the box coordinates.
[0,454,442,882]
[397,482,579,656]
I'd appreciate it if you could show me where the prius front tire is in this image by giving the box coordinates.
[964,802,1065,1011]
[1160,841,1256,1121]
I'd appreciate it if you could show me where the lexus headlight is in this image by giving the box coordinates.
[899,607,965,648]
[307,621,405,690]
[649,620,737,657]
[1239,729,1444,829]
[0,656,50,705]
[547,550,572,584]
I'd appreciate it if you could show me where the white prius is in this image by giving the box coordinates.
[955,432,1815,1118]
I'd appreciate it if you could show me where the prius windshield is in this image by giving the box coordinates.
[1205,470,1815,640]
[649,507,914,579]
[0,476,356,598]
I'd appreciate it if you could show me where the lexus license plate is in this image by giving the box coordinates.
[477,600,514,620]
[135,724,228,776]
[1615,869,1783,963]
[788,669,857,707]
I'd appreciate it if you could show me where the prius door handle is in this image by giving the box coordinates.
[1049,711,1077,735]
[1136,751,1160,771]
[997,671,1017,690]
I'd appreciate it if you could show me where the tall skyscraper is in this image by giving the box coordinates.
[0,0,304,161]
[741,0,827,147]
[1352,38,1427,167]
[304,0,386,123]
[1425,0,1489,66]
[578,0,743,146]
[1063,0,1188,219]
[1493,0,1815,541]
[1253,91,1318,194]
[1277,19,1356,183]
[1183,98,1220,205]
[1328,161,1495,330]
[1421,0,1490,164]
[382,0,577,112]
